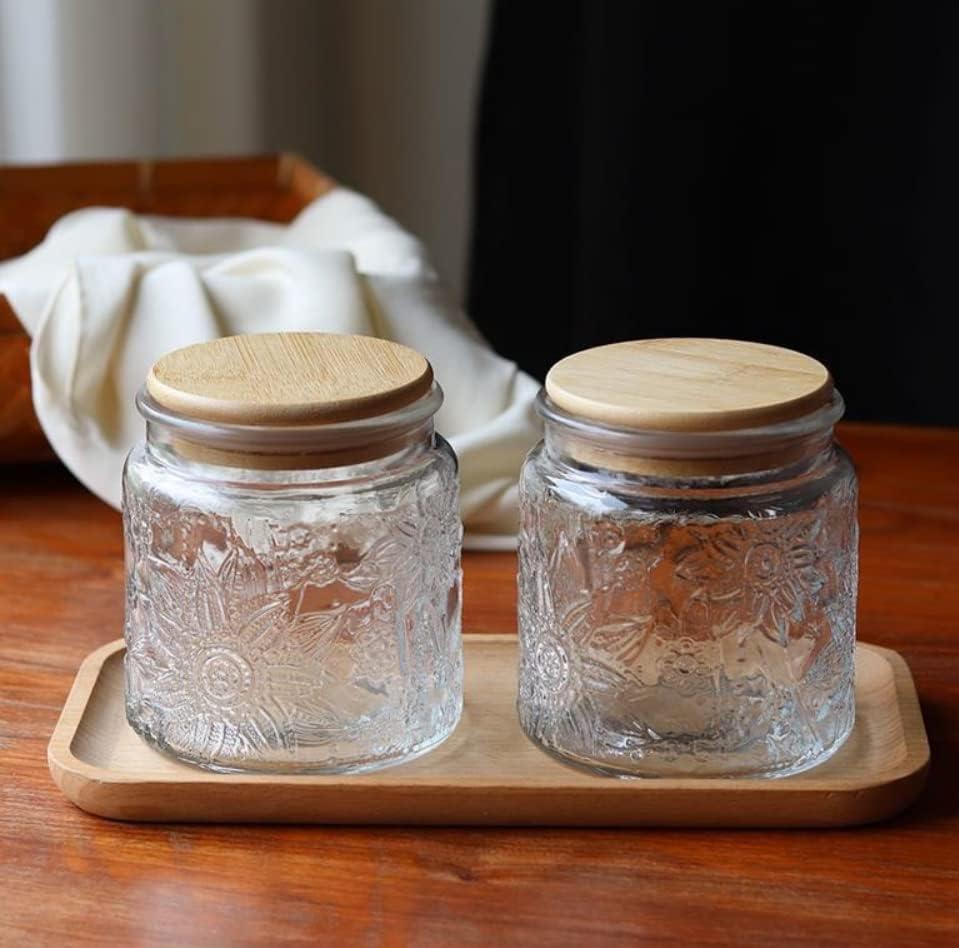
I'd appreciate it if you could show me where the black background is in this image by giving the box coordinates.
[469,1,959,424]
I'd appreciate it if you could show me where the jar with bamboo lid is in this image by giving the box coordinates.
[123,332,463,773]
[518,338,857,777]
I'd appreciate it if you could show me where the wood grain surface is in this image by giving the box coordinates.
[545,338,833,431]
[0,295,53,462]
[2,423,958,946]
[148,333,434,425]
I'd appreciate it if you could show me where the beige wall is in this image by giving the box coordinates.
[0,0,491,302]
[259,0,490,302]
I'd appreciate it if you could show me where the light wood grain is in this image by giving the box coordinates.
[3,423,959,946]
[48,638,928,827]
[147,332,433,425]
[545,338,833,431]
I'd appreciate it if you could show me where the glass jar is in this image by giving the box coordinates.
[518,339,858,778]
[123,333,463,774]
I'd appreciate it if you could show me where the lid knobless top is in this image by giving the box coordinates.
[545,338,833,433]
[147,332,434,426]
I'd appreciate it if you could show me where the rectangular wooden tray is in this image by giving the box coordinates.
[48,636,929,827]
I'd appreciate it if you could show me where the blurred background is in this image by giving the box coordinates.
[0,0,487,305]
[1,0,956,424]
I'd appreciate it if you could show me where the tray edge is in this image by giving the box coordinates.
[47,638,931,827]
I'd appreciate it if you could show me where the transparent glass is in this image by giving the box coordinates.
[518,394,858,778]
[123,390,463,774]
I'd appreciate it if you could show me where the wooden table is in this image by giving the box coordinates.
[2,424,957,946]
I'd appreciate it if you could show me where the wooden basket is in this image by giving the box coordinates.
[0,154,335,463]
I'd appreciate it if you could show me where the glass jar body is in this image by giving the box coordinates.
[123,432,463,774]
[517,437,858,778]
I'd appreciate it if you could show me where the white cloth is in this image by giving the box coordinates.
[0,188,541,547]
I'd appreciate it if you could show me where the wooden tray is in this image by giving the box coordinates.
[48,636,929,827]
[0,154,335,463]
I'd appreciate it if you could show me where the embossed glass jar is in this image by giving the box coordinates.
[123,333,463,774]
[518,339,858,778]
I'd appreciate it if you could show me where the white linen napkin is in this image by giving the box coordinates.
[0,188,541,547]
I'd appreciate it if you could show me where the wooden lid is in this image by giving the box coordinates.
[545,338,833,433]
[147,332,433,426]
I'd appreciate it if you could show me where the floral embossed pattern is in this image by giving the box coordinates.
[123,444,463,773]
[518,445,858,777]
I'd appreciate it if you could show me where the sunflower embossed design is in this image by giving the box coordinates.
[126,531,374,767]
[534,634,571,695]
[194,646,255,708]
[674,513,829,649]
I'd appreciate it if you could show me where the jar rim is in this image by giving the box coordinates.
[537,388,844,466]
[137,382,444,460]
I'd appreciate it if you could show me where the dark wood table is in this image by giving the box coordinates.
[2,424,957,946]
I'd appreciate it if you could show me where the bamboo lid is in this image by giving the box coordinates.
[545,338,833,433]
[543,339,837,476]
[147,332,433,426]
